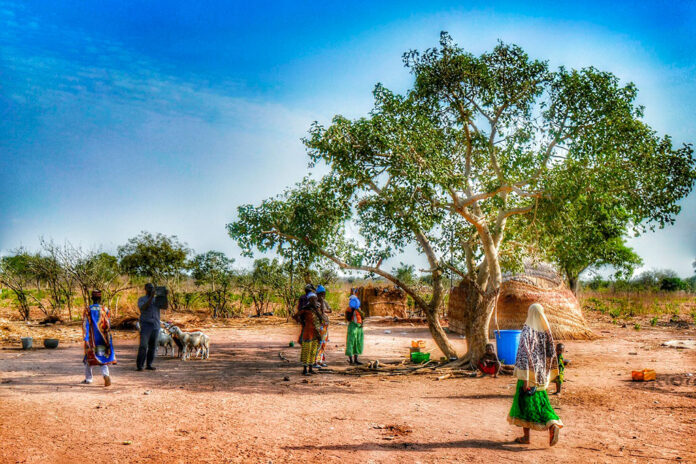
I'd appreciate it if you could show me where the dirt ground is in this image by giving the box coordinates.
[1,315,695,464]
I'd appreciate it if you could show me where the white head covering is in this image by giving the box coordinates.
[525,303,552,332]
[513,303,558,390]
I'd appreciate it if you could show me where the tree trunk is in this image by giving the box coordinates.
[422,303,458,359]
[568,275,579,295]
[452,277,498,367]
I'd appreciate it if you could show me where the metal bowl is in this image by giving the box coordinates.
[43,339,59,349]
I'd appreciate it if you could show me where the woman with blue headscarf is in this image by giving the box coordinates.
[345,292,364,365]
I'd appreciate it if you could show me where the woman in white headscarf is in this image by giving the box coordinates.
[508,303,563,446]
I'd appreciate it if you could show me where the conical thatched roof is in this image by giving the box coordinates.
[447,275,596,340]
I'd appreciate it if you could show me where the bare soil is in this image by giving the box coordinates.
[1,315,695,463]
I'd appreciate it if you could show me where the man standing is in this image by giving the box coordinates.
[137,283,161,371]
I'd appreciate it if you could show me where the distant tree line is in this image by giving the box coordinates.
[0,232,336,321]
[582,268,696,293]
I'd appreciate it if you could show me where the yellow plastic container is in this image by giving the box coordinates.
[411,340,426,349]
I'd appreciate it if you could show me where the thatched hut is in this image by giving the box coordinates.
[354,286,409,318]
[448,274,595,340]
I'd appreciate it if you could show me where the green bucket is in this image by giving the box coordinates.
[410,351,430,363]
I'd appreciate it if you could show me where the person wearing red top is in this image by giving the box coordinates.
[295,292,322,376]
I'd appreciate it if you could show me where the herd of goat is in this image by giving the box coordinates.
[156,322,210,360]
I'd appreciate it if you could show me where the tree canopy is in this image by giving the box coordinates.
[229,33,695,362]
[118,231,191,283]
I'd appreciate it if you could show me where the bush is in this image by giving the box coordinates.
[659,277,687,292]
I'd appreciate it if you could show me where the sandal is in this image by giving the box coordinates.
[514,437,530,444]
[550,425,560,446]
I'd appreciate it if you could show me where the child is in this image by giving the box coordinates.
[477,343,501,377]
[553,343,570,395]
[345,294,364,365]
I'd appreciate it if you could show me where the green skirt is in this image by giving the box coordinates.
[507,380,563,431]
[345,322,364,356]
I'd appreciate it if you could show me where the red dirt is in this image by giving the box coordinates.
[1,317,695,463]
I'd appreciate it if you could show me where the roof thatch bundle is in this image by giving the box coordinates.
[354,285,409,318]
[448,276,596,340]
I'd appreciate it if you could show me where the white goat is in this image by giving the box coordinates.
[169,326,210,360]
[157,330,174,356]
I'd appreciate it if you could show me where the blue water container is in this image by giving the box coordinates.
[495,330,521,365]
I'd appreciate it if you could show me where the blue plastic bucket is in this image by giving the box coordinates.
[494,330,521,365]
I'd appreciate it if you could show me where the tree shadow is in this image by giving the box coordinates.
[284,438,533,453]
[0,339,368,395]
[623,377,696,400]
[428,393,511,400]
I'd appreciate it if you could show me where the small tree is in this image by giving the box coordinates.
[190,251,236,318]
[32,239,75,319]
[118,231,191,308]
[61,245,130,316]
[0,250,34,320]
[529,192,643,294]
[237,259,283,316]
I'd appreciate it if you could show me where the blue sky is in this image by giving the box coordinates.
[1,0,695,276]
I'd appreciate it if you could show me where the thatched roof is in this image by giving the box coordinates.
[447,276,596,340]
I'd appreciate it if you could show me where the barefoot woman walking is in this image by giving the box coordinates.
[508,303,563,446]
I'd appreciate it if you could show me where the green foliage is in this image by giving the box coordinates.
[0,250,35,320]
[659,276,687,292]
[633,323,641,331]
[228,33,695,360]
[582,269,694,293]
[650,316,658,326]
[190,251,236,318]
[118,231,191,283]
[393,263,417,287]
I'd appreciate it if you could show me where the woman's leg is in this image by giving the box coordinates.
[100,365,111,386]
[83,363,93,383]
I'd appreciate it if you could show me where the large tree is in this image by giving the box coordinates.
[229,33,695,363]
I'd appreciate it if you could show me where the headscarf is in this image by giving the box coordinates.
[316,285,326,294]
[525,303,552,332]
[513,303,558,390]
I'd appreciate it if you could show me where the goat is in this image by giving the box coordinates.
[162,322,185,357]
[157,330,174,356]
[169,326,210,360]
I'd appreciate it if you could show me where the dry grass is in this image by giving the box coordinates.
[581,290,696,317]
